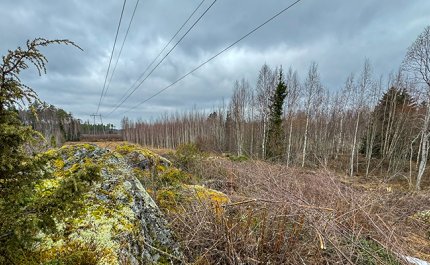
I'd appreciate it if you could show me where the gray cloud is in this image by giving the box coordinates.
[1,0,429,126]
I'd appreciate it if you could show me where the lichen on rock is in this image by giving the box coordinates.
[112,143,230,213]
[31,144,183,264]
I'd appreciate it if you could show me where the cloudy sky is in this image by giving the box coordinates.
[0,0,429,126]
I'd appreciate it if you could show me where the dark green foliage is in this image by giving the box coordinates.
[266,68,287,160]
[80,121,116,135]
[0,39,80,264]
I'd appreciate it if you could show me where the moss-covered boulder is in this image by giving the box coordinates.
[114,144,230,214]
[28,144,183,264]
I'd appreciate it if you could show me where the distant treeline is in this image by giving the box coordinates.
[19,102,118,146]
[122,61,425,188]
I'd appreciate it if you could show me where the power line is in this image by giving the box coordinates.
[96,0,127,114]
[112,0,207,110]
[104,0,142,102]
[106,0,216,116]
[113,0,207,109]
[119,0,302,116]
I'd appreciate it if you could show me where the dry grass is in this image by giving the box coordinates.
[64,141,430,263]
[165,156,430,264]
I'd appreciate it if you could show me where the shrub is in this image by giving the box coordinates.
[173,143,202,171]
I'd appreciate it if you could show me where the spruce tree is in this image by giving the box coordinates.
[266,68,287,160]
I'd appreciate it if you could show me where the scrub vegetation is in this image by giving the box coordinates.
[1,25,430,264]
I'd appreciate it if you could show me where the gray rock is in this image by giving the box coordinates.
[34,144,183,264]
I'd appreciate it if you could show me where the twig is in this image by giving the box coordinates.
[143,241,187,264]
[225,197,335,212]
[0,231,12,240]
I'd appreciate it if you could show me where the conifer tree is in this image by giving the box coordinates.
[0,38,80,262]
[266,68,287,160]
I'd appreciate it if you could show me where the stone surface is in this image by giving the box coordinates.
[34,144,183,264]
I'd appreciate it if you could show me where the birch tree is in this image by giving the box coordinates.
[255,64,276,159]
[302,62,322,167]
[403,25,430,189]
[285,67,300,166]
[230,79,250,156]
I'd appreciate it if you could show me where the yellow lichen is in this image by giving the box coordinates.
[187,184,230,205]
[53,158,65,169]
[34,178,61,198]
[156,164,167,172]
[115,143,156,159]
[31,145,139,264]
[156,188,182,212]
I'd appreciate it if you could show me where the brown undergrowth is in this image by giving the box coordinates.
[166,151,430,264]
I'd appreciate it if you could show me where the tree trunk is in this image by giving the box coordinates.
[416,132,428,190]
[350,112,360,177]
[302,114,310,167]
[287,117,293,167]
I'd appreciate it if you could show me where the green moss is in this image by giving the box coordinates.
[228,155,249,162]
[159,168,191,187]
[2,144,183,264]
[26,145,131,264]
[156,188,182,212]
[353,238,401,265]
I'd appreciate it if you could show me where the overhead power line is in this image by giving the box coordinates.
[118,0,302,116]
[113,0,207,108]
[104,0,142,101]
[106,0,216,116]
[96,0,127,114]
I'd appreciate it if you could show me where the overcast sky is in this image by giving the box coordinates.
[0,0,429,126]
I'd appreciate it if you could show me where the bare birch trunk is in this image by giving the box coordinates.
[350,112,360,177]
[287,117,293,167]
[302,114,309,168]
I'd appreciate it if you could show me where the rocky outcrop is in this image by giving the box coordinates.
[34,144,183,264]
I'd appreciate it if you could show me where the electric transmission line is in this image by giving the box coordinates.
[118,0,302,116]
[106,0,216,116]
[96,0,127,114]
[113,0,207,109]
[104,0,142,101]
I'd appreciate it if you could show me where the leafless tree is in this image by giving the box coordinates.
[255,64,276,159]
[230,79,251,156]
[285,67,300,166]
[403,25,430,190]
[302,62,323,167]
